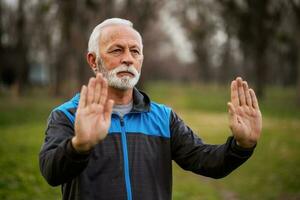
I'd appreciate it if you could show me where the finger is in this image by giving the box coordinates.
[237,77,246,106]
[227,102,238,129]
[231,80,239,107]
[243,81,252,107]
[104,99,114,122]
[94,73,102,104]
[87,77,96,105]
[99,77,108,106]
[78,85,87,109]
[227,102,236,116]
[249,89,259,110]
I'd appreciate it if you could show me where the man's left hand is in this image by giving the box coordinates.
[227,77,262,148]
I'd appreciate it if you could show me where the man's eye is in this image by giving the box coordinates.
[131,50,140,55]
[112,49,121,53]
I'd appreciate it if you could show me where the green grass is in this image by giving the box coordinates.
[0,95,62,200]
[146,81,300,119]
[0,83,299,199]
[146,82,300,200]
[0,124,61,200]
[171,111,300,200]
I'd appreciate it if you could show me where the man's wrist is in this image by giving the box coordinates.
[71,137,93,154]
[236,140,256,149]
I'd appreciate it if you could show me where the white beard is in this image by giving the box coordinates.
[97,58,140,90]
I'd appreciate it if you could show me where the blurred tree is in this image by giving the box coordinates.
[290,0,300,104]
[217,27,240,84]
[120,0,164,33]
[54,0,81,97]
[30,0,166,96]
[119,0,166,89]
[173,0,300,99]
[0,0,29,96]
[219,0,283,98]
[0,0,1,43]
[31,0,59,93]
[2,0,300,100]
[31,0,117,97]
[174,0,217,82]
[15,0,29,94]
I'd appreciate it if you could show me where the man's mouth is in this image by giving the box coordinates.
[117,71,135,77]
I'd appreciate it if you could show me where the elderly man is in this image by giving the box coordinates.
[39,18,262,200]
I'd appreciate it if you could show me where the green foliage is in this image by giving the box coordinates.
[0,83,299,199]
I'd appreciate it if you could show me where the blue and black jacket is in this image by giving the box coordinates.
[39,88,255,200]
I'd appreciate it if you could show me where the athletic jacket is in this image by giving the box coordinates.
[39,88,255,200]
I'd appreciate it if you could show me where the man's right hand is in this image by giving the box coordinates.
[72,73,114,153]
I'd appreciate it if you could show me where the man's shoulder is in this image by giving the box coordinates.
[50,93,80,125]
[54,93,80,111]
[149,101,172,117]
[150,101,170,109]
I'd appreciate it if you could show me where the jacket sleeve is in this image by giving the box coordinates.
[170,110,255,179]
[39,110,91,186]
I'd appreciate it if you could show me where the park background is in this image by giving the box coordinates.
[0,0,300,199]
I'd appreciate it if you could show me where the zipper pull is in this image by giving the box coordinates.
[120,117,124,126]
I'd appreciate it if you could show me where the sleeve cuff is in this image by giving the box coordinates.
[229,137,256,158]
[64,139,93,162]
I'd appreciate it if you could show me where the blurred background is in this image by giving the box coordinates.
[0,0,299,199]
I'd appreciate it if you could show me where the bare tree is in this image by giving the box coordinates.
[290,0,300,104]
[173,0,218,82]
[29,0,167,96]
[0,0,30,96]
[219,0,283,98]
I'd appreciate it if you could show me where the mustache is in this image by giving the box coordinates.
[109,65,139,77]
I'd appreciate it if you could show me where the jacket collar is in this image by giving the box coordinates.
[132,87,150,112]
[72,87,150,113]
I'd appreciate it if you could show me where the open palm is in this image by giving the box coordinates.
[72,73,114,153]
[227,77,262,148]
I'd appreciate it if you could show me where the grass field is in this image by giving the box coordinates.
[0,82,299,200]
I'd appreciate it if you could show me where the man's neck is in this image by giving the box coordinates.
[108,87,133,105]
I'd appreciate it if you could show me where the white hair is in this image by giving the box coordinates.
[88,18,143,56]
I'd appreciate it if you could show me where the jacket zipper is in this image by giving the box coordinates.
[119,117,132,200]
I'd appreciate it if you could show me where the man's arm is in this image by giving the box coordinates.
[39,111,92,186]
[170,110,255,179]
[171,77,262,178]
[39,73,114,186]
[227,77,262,148]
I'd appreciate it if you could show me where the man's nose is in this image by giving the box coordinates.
[121,50,134,66]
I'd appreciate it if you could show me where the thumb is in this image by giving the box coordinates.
[227,102,238,130]
[104,99,114,122]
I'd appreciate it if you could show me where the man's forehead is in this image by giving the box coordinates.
[100,25,142,47]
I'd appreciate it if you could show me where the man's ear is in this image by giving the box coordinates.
[87,52,97,71]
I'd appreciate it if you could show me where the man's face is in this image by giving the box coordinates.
[96,25,143,90]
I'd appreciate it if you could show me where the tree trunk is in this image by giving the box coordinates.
[15,0,29,96]
[254,52,267,99]
[53,0,79,97]
[296,35,300,104]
